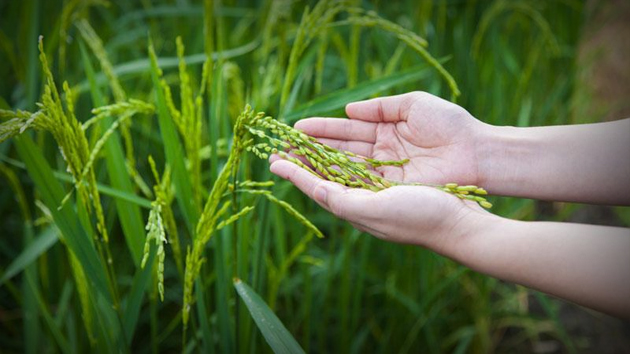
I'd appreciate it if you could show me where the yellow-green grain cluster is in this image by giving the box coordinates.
[161,37,205,206]
[141,156,180,302]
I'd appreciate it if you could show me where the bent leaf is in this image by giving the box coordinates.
[234,278,306,354]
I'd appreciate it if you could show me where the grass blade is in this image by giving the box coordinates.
[24,273,70,353]
[0,226,58,284]
[24,0,39,110]
[234,278,306,354]
[122,243,156,343]
[0,155,152,209]
[22,217,40,354]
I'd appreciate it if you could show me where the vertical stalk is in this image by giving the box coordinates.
[339,228,352,354]
[348,23,361,88]
[25,0,40,111]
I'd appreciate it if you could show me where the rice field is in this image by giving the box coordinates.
[1,0,628,353]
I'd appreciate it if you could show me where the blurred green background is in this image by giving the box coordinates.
[1,0,629,353]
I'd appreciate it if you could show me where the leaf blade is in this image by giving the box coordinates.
[0,226,58,284]
[234,278,306,354]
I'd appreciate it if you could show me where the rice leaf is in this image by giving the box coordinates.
[122,243,156,343]
[24,273,70,353]
[0,226,58,284]
[0,155,152,208]
[195,278,214,353]
[234,278,306,354]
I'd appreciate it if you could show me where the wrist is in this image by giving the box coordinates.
[475,124,537,196]
[446,208,510,270]
[430,202,505,263]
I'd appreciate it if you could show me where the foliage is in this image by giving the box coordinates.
[0,1,610,353]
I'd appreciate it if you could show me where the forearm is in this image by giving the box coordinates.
[447,213,630,318]
[477,119,630,205]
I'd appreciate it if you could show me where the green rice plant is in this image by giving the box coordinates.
[160,37,205,207]
[334,7,460,99]
[280,0,350,110]
[77,18,153,198]
[156,72,327,336]
[2,38,115,281]
[280,0,460,115]
[0,1,598,352]
[58,0,107,75]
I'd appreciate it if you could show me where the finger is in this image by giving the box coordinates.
[270,159,340,210]
[269,159,379,221]
[269,153,281,164]
[270,150,316,172]
[294,118,377,143]
[345,92,422,122]
[316,138,374,157]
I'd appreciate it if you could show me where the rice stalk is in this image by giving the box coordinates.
[68,251,96,343]
[40,37,111,241]
[58,0,107,75]
[223,61,246,123]
[238,188,324,239]
[151,158,184,276]
[332,8,460,99]
[182,104,325,328]
[75,19,150,196]
[141,200,167,302]
[314,28,329,95]
[182,105,251,326]
[0,37,122,307]
[471,0,560,59]
[160,37,205,206]
[347,0,362,88]
[141,156,183,300]
[280,0,348,111]
[75,19,125,102]
[216,206,255,231]
[148,39,199,231]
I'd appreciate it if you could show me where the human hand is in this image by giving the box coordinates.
[269,156,490,251]
[294,91,490,186]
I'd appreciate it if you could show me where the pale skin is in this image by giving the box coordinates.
[269,91,630,319]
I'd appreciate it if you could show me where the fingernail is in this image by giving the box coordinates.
[314,186,328,204]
